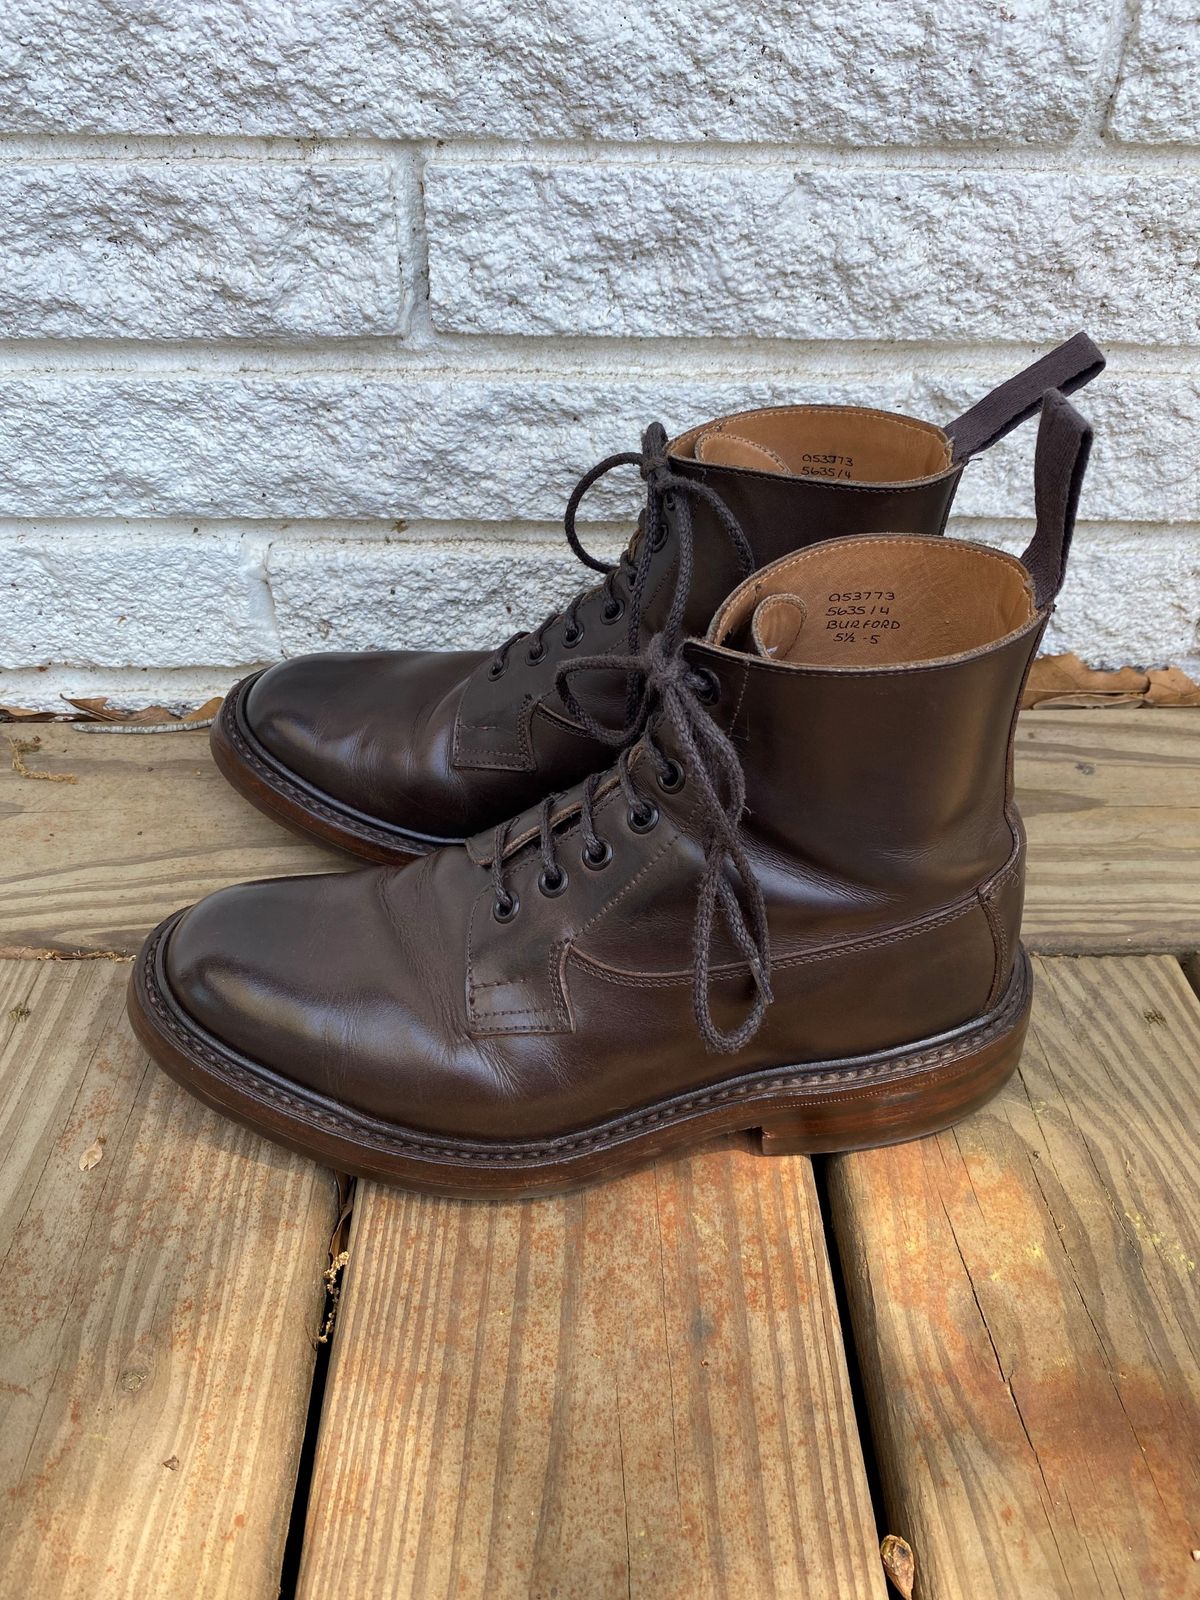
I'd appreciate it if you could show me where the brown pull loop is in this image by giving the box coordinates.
[946,332,1105,463]
[1020,390,1093,609]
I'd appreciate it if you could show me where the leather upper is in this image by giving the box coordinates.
[245,401,965,841]
[169,529,1052,1142]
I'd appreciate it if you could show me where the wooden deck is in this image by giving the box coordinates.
[2,709,1198,1599]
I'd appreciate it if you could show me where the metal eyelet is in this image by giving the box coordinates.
[582,838,613,871]
[492,892,520,923]
[692,668,720,706]
[538,866,568,898]
[487,659,506,681]
[602,597,625,624]
[562,623,583,647]
[526,641,546,665]
[656,758,685,794]
[627,801,660,835]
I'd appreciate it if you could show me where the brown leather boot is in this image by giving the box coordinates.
[210,335,1103,863]
[130,389,1092,1198]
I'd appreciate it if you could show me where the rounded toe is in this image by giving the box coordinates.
[241,649,490,834]
[243,654,355,793]
[163,874,359,1088]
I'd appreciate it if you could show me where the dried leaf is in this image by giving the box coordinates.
[1023,653,1200,710]
[1030,691,1148,709]
[1022,653,1149,709]
[64,694,224,733]
[0,704,57,722]
[79,1137,106,1172]
[64,696,176,724]
[181,696,224,723]
[880,1533,915,1598]
[8,735,77,783]
[1145,666,1200,707]
[162,1455,180,1472]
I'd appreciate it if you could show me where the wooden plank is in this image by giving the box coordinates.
[1018,708,1200,953]
[828,956,1200,1600]
[1,723,341,953]
[0,958,339,1599]
[298,1141,886,1600]
[5,709,1199,958]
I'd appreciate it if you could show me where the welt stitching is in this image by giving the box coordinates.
[139,918,1026,1164]
[224,679,454,849]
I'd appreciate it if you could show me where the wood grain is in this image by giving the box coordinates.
[828,955,1200,1600]
[1017,708,1200,952]
[0,958,339,1600]
[2,723,341,952]
[4,709,1198,956]
[298,1140,886,1600]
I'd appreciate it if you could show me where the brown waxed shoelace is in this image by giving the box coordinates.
[489,495,772,1055]
[487,423,756,700]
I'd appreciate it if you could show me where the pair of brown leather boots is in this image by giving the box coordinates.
[129,335,1103,1197]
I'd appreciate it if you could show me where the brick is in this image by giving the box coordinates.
[1109,0,1200,144]
[0,372,1193,526]
[3,529,279,668]
[268,537,586,655]
[268,528,1200,672]
[0,0,1104,145]
[0,163,405,339]
[427,164,1199,345]
[985,526,1200,671]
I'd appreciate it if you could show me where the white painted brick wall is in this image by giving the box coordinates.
[0,0,1198,710]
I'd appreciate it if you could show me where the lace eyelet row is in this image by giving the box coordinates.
[491,785,671,921]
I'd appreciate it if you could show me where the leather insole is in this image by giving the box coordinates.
[711,536,1038,668]
[673,404,952,486]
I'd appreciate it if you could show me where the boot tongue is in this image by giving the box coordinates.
[749,594,808,659]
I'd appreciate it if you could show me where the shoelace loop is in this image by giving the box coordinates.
[489,631,773,1055]
[488,423,756,689]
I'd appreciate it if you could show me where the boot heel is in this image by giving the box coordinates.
[755,953,1032,1157]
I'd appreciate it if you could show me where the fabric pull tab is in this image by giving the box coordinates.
[1021,390,1093,609]
[946,332,1105,462]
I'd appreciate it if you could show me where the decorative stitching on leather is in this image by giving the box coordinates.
[573,797,691,943]
[569,894,980,988]
[977,888,1009,1012]
[714,535,1032,640]
[706,611,1044,678]
[707,402,948,444]
[453,689,538,773]
[466,867,575,1032]
[977,834,1023,1010]
[138,916,1029,1164]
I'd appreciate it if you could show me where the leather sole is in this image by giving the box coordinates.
[210,671,453,865]
[128,909,1033,1199]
